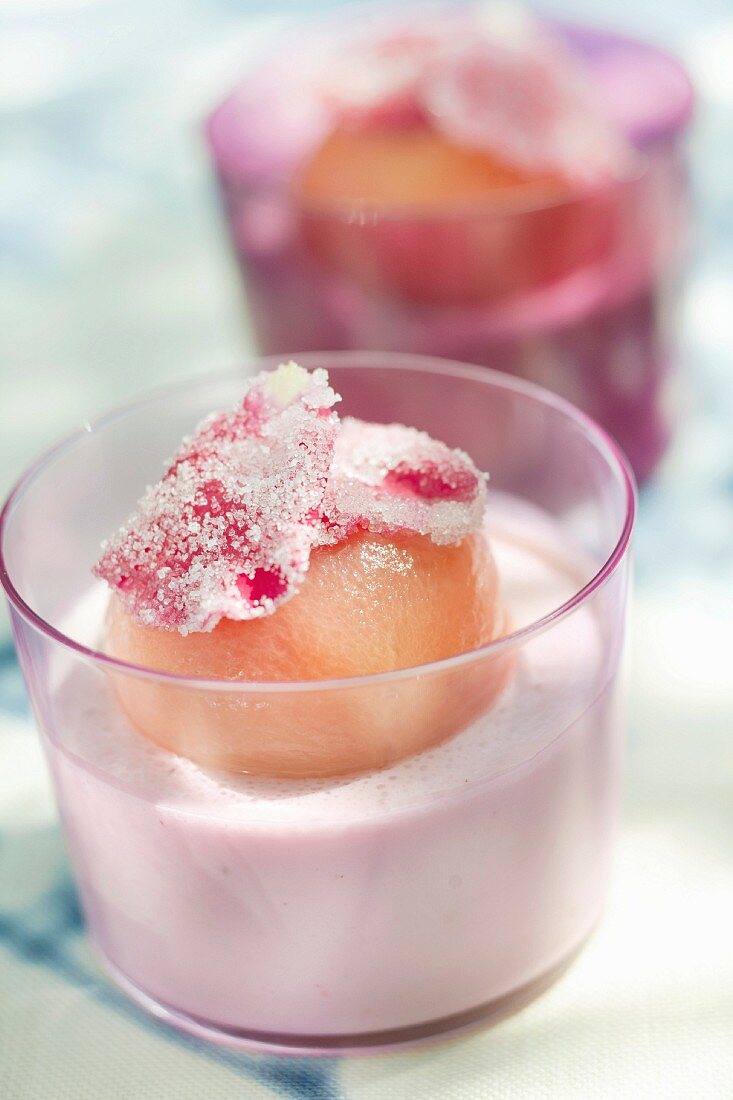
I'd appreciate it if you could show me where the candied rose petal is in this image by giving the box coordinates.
[95,367,488,634]
[423,32,631,184]
[94,363,340,633]
[319,418,486,548]
[313,27,447,130]
[310,10,629,185]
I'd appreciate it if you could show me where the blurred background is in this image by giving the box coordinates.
[0,1,732,1095]
[0,0,731,505]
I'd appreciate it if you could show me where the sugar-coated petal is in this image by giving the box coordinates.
[95,366,488,635]
[95,363,340,633]
[309,8,629,185]
[320,419,487,547]
[423,20,631,184]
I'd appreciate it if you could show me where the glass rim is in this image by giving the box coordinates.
[0,352,637,693]
[220,153,650,224]
[207,0,693,221]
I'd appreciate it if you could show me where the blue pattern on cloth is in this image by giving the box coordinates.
[0,643,29,719]
[0,897,341,1098]
[0,652,342,1097]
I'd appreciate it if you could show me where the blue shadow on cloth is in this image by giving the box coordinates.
[0,646,343,1100]
[0,641,30,719]
[0,872,343,1098]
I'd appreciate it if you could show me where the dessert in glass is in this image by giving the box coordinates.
[0,354,635,1053]
[206,3,693,483]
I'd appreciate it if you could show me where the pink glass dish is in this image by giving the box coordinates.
[1,354,635,1054]
[206,8,693,484]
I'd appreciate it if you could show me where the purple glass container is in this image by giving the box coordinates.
[206,7,693,483]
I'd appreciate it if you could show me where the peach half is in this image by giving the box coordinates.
[105,530,512,778]
[296,126,621,306]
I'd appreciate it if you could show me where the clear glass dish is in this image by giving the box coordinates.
[1,353,635,1054]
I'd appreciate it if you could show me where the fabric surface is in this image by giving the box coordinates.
[1,1,733,1097]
